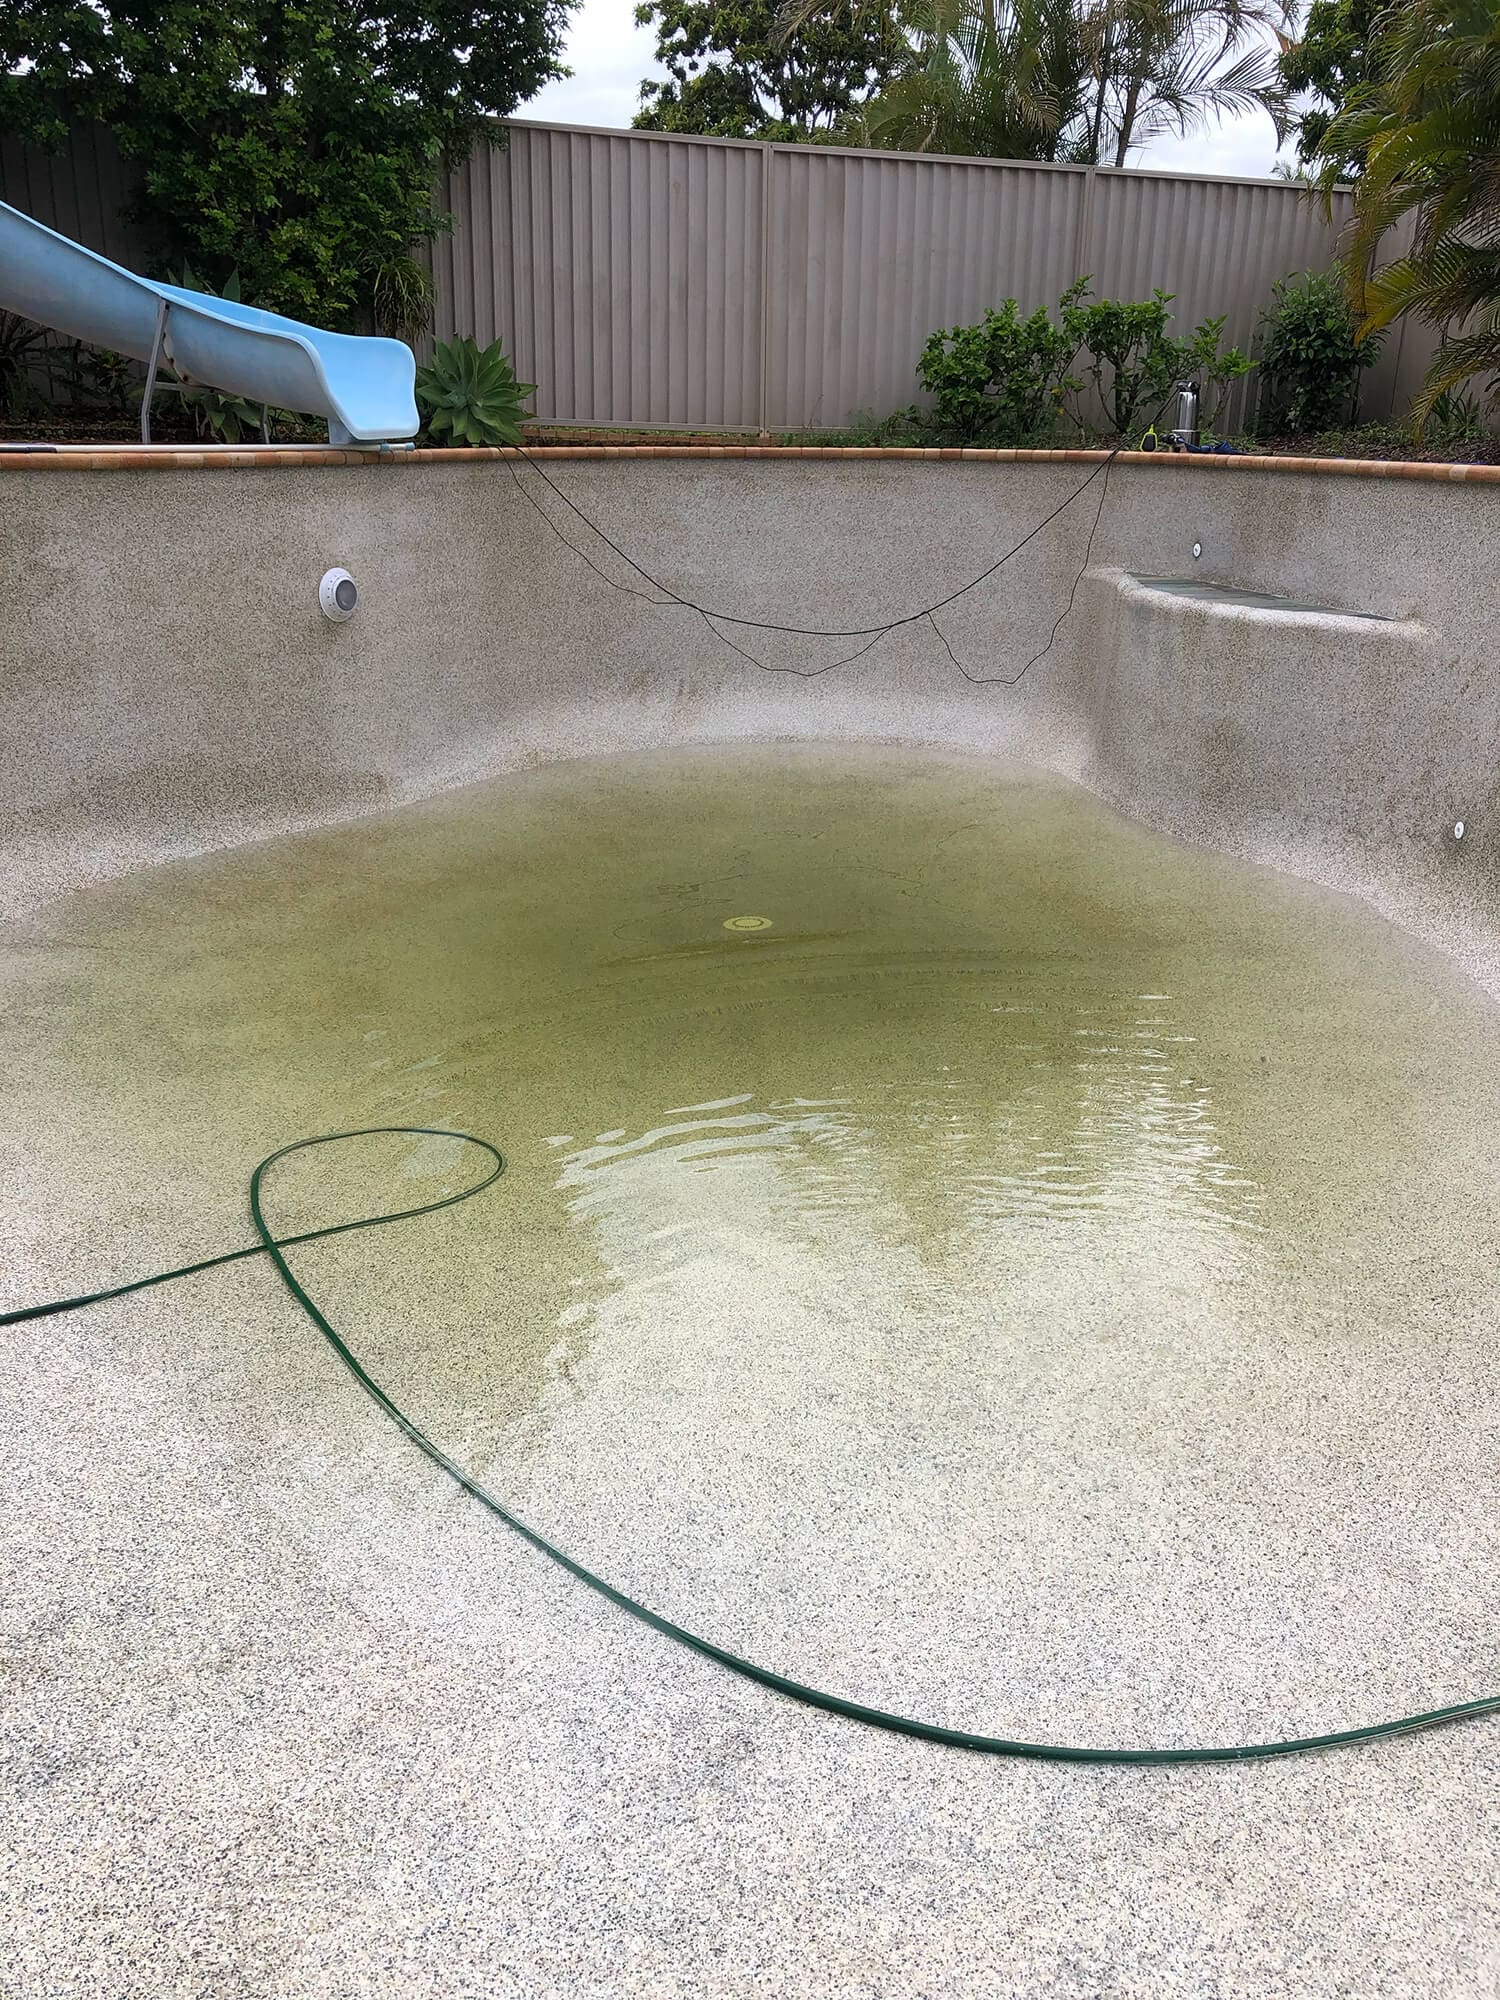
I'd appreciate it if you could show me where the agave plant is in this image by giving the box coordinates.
[415,335,535,446]
[174,379,267,444]
[1314,0,1500,423]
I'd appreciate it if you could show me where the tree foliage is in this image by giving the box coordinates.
[0,0,573,331]
[741,0,1293,162]
[635,0,906,137]
[1277,0,1382,168]
[860,0,1091,158]
[1078,0,1293,165]
[1313,0,1500,420]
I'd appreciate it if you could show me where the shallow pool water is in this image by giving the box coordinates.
[6,743,1497,1742]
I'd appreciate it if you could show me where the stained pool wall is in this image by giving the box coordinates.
[1,450,1495,994]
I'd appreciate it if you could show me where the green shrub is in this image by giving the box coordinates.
[0,310,51,417]
[1170,314,1256,433]
[1424,386,1487,447]
[55,340,139,419]
[1063,289,1180,435]
[415,335,535,447]
[915,282,1256,445]
[369,254,436,346]
[917,281,1089,446]
[1062,290,1252,437]
[1256,270,1383,434]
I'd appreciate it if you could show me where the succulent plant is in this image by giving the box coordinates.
[415,334,534,446]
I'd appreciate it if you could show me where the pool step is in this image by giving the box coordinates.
[1124,574,1404,626]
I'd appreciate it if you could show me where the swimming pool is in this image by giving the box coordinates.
[2,445,1497,1998]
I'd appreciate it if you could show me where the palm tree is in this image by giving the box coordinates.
[812,0,1293,164]
[859,0,1090,158]
[1082,0,1294,167]
[1314,0,1500,418]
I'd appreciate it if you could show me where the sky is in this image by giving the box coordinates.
[520,0,1301,179]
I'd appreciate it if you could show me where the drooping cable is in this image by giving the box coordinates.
[502,393,1175,686]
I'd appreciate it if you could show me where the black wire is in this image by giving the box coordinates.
[926,454,1114,688]
[702,611,892,679]
[510,437,1115,638]
[506,449,907,676]
[505,387,1178,684]
[505,458,677,607]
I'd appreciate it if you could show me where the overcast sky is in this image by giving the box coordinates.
[520,0,1300,178]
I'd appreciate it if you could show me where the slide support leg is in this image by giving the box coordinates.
[140,297,168,445]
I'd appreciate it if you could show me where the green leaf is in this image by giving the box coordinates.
[415,334,535,447]
[0,1,571,331]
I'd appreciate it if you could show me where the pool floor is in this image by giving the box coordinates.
[3,743,1498,1996]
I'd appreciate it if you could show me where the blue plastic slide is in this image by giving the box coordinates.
[0,198,419,445]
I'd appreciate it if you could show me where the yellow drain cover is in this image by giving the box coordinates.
[723,915,774,933]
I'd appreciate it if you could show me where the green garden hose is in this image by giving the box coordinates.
[5,1124,1497,1765]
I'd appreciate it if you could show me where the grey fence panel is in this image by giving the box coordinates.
[765,148,1088,431]
[439,124,1441,434]
[1345,213,1432,424]
[433,125,765,427]
[0,124,148,268]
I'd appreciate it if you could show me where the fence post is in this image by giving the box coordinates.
[756,143,775,436]
[1074,165,1097,283]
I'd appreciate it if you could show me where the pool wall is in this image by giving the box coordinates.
[2,451,1495,991]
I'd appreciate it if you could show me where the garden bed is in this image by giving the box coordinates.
[5,415,1497,468]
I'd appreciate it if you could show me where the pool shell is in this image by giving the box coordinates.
[2,442,1497,1001]
[2,444,1499,2000]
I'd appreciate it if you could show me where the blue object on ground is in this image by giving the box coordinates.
[0,198,419,445]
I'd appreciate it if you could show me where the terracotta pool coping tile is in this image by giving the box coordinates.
[2,440,1498,484]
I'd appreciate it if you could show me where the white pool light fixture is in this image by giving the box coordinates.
[1454,820,1466,841]
[319,568,358,621]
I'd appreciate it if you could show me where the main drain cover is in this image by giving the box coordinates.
[723,915,774,933]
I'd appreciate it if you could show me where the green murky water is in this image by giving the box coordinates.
[11,740,1499,1383]
[6,744,1498,1725]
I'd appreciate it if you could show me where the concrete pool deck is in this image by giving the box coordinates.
[1,449,1497,1998]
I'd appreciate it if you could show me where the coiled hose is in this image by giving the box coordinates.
[5,1126,1496,1765]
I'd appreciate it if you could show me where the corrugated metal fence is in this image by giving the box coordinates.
[432,121,1434,432]
[0,123,149,270]
[4,117,1435,432]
